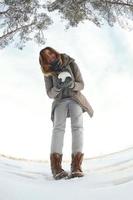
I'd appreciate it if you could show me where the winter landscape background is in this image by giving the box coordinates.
[0,5,133,199]
[0,11,133,161]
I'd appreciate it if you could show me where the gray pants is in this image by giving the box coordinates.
[50,98,84,155]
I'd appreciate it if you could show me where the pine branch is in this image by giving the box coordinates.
[101,0,133,7]
[0,22,35,40]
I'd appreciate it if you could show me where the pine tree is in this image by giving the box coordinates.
[0,0,133,49]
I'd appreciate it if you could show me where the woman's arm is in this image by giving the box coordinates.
[70,61,84,91]
[44,75,61,99]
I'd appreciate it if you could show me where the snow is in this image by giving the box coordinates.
[0,147,133,200]
[58,71,72,82]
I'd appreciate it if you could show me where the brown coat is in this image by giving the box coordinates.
[41,53,94,122]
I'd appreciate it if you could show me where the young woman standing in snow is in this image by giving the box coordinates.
[39,47,94,180]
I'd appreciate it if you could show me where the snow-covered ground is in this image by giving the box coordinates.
[0,147,133,200]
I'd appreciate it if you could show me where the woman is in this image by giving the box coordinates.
[39,47,94,180]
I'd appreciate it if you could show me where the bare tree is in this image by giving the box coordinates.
[0,0,133,49]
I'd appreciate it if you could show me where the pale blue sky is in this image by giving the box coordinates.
[0,12,133,160]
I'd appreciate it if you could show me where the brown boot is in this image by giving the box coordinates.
[69,152,84,178]
[50,152,68,180]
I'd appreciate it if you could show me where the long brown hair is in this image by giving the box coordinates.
[39,46,63,77]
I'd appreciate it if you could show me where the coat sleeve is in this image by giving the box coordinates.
[70,61,84,91]
[44,75,61,99]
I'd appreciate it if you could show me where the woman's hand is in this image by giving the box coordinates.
[55,77,75,90]
[55,78,65,90]
[63,77,75,89]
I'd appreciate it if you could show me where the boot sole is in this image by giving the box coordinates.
[66,172,84,179]
[54,171,69,180]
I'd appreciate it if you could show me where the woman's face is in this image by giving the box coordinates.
[43,49,56,64]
